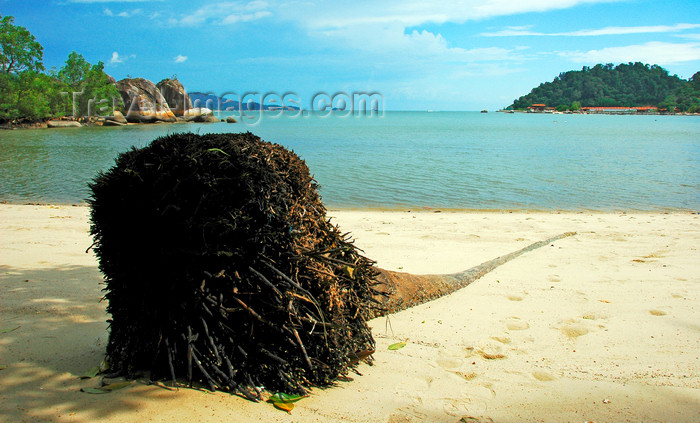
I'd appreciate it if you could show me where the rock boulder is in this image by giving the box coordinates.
[104,110,128,124]
[183,107,216,122]
[47,120,82,128]
[156,78,192,117]
[116,78,176,123]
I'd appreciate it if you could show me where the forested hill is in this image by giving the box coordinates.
[509,62,699,112]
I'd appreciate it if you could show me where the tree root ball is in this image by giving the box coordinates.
[89,132,381,397]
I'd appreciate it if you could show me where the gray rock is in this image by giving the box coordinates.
[47,120,82,128]
[183,108,216,122]
[116,78,176,123]
[104,110,128,124]
[103,119,127,127]
[156,78,192,117]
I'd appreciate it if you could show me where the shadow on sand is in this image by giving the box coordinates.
[0,264,171,422]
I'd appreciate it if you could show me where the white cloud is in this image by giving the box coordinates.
[109,51,135,64]
[559,41,700,65]
[293,19,527,74]
[483,23,700,37]
[172,1,271,26]
[110,51,123,64]
[282,0,621,30]
[174,54,188,63]
[68,0,162,3]
[103,6,143,18]
[677,33,700,40]
[221,10,271,25]
[118,8,142,17]
[271,1,615,67]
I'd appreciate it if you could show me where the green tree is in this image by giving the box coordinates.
[0,15,51,122]
[509,62,687,110]
[82,61,121,116]
[0,15,44,74]
[58,51,90,88]
[0,71,66,122]
[58,52,120,116]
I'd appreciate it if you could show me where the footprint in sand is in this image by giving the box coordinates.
[549,275,561,283]
[649,309,667,316]
[443,385,494,416]
[507,295,524,301]
[465,339,508,360]
[505,317,530,331]
[436,356,463,370]
[532,370,558,382]
[476,340,507,360]
[559,319,593,338]
[581,311,608,321]
[455,371,478,381]
[391,385,493,420]
[491,336,511,344]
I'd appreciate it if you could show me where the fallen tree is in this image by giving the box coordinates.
[89,132,575,399]
[89,132,381,398]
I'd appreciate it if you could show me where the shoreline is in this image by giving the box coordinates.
[2,201,698,215]
[1,204,698,422]
[2,109,699,130]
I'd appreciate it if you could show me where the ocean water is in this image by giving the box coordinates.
[0,111,698,211]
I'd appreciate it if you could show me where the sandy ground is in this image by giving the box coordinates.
[0,204,698,423]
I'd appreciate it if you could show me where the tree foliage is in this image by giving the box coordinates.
[660,71,700,113]
[0,15,44,74]
[509,62,692,110]
[0,16,120,123]
[58,51,90,87]
[58,52,121,117]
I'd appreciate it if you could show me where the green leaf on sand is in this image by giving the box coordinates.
[388,341,406,350]
[0,326,20,334]
[268,392,306,403]
[80,365,101,379]
[273,402,294,414]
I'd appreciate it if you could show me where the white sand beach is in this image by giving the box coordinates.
[1,205,698,422]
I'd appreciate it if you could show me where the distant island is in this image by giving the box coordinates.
[188,93,300,112]
[508,62,699,114]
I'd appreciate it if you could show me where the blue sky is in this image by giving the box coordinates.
[2,0,700,110]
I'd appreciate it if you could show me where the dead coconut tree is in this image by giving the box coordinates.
[89,131,576,399]
[89,132,382,398]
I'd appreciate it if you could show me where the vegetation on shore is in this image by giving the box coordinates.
[1,15,119,124]
[509,62,700,112]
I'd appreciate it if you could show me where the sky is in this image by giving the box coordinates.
[2,0,700,110]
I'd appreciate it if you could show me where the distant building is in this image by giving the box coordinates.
[580,106,658,114]
[527,103,555,113]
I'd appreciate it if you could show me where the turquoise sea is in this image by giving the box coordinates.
[0,112,698,211]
